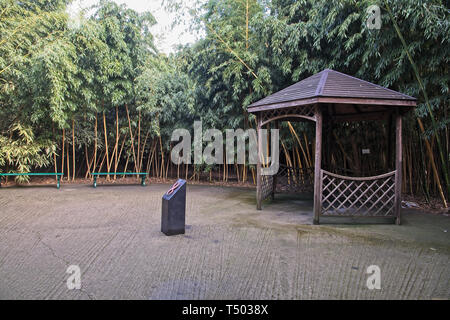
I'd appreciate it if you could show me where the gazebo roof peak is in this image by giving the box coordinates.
[248,69,416,110]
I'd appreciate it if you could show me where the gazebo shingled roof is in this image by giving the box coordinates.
[248,69,416,120]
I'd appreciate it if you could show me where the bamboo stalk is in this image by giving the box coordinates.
[122,154,129,178]
[281,139,295,184]
[53,144,57,181]
[107,141,118,173]
[98,151,107,174]
[223,154,226,181]
[425,138,434,192]
[165,151,170,180]
[148,140,156,176]
[139,130,150,172]
[303,133,312,166]
[149,142,153,177]
[408,140,413,195]
[333,131,353,169]
[137,110,141,171]
[61,128,65,180]
[52,125,57,181]
[287,121,310,167]
[417,118,447,207]
[159,135,165,179]
[402,143,407,192]
[154,144,159,178]
[91,113,98,179]
[66,140,70,182]
[92,114,97,178]
[85,145,93,179]
[103,111,110,180]
[125,105,138,172]
[114,106,119,179]
[72,118,75,181]
[245,0,249,50]
[115,134,127,174]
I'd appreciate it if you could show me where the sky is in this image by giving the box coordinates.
[67,0,202,54]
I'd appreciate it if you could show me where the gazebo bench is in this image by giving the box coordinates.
[0,173,63,189]
[90,172,147,188]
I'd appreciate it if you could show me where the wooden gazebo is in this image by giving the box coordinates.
[248,69,417,224]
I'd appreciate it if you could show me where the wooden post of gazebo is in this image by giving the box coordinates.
[313,105,322,225]
[394,110,402,225]
[256,113,262,210]
[271,120,279,201]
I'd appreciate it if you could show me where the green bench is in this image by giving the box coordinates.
[90,172,147,188]
[0,173,63,189]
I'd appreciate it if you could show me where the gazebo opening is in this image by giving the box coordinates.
[248,69,417,225]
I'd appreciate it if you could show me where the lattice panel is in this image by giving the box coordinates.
[261,175,274,201]
[261,105,316,124]
[321,170,396,217]
[275,165,314,194]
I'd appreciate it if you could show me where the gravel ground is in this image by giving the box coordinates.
[0,182,448,299]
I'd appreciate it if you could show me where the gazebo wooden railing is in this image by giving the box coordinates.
[260,175,274,202]
[320,170,396,217]
[260,165,314,202]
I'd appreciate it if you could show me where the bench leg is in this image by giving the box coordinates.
[57,176,60,189]
[93,176,97,188]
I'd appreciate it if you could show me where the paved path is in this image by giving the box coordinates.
[0,183,448,299]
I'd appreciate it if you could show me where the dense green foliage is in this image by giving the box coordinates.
[0,123,55,181]
[0,0,448,204]
[176,0,449,201]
